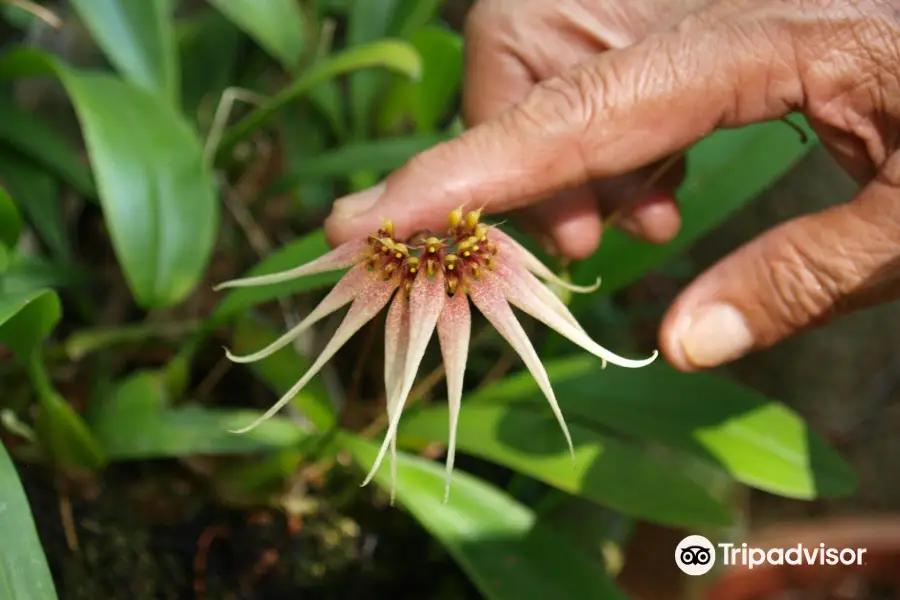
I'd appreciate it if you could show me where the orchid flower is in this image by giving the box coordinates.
[214,209,658,503]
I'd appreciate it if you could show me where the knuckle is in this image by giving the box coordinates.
[761,234,851,332]
[516,66,606,137]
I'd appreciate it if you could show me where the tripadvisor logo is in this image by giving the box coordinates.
[720,543,867,569]
[675,535,716,576]
[675,535,868,576]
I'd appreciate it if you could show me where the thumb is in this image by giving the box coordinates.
[661,172,900,371]
[324,16,800,245]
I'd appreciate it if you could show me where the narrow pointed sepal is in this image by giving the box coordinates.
[213,238,369,291]
[436,292,471,503]
[383,291,411,505]
[362,269,446,489]
[493,259,584,331]
[224,265,369,364]
[229,277,398,434]
[491,228,600,293]
[468,276,576,463]
[497,270,658,369]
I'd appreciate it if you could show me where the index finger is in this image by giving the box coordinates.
[324,16,799,245]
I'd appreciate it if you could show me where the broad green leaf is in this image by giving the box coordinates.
[207,0,308,70]
[63,319,197,360]
[18,338,107,470]
[33,385,108,471]
[0,185,21,250]
[0,48,220,308]
[70,0,180,103]
[232,313,336,430]
[0,97,95,197]
[0,440,60,600]
[266,134,445,196]
[378,26,462,134]
[215,40,421,163]
[89,371,308,460]
[399,403,731,527]
[211,228,344,322]
[0,288,60,359]
[468,356,855,499]
[0,254,91,295]
[346,0,402,135]
[572,119,817,302]
[345,435,628,600]
[0,146,72,260]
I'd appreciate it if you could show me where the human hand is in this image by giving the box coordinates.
[323,0,900,372]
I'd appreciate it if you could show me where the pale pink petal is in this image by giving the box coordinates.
[383,291,410,505]
[468,277,575,462]
[214,238,369,291]
[495,269,659,369]
[491,228,600,293]
[494,259,583,331]
[362,270,446,488]
[229,278,398,434]
[436,291,471,503]
[493,260,606,368]
[225,265,370,364]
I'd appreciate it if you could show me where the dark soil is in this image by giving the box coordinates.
[17,459,481,600]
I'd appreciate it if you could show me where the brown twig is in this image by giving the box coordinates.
[193,524,230,600]
[605,151,687,228]
[477,351,517,389]
[58,489,79,552]
[193,354,233,398]
[779,115,809,144]
[239,549,280,597]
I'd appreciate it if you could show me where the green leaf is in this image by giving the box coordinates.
[177,10,242,116]
[344,435,628,600]
[266,134,445,196]
[0,289,61,359]
[468,356,856,499]
[572,119,817,301]
[0,254,91,295]
[70,0,179,102]
[232,313,336,431]
[0,48,220,308]
[0,146,72,260]
[207,0,308,70]
[399,403,731,527]
[279,99,340,208]
[211,228,344,323]
[89,371,308,460]
[215,39,422,163]
[0,441,60,600]
[388,0,446,38]
[378,26,462,133]
[346,0,402,135]
[0,185,22,251]
[0,97,95,198]
[33,386,108,471]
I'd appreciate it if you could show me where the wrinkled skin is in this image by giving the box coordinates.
[324,0,900,373]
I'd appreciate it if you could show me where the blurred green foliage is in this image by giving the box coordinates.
[0,1,854,599]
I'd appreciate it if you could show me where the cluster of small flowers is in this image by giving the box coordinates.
[214,208,658,502]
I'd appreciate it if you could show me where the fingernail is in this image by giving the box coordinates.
[331,183,385,219]
[679,303,754,368]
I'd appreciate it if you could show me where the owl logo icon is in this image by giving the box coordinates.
[675,535,716,575]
